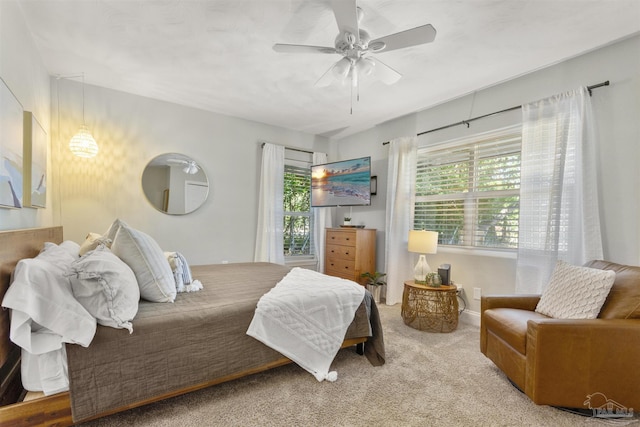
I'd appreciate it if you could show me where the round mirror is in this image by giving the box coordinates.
[142,153,209,215]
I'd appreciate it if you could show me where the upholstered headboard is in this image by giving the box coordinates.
[0,226,63,404]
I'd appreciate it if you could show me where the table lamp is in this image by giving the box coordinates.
[408,230,438,284]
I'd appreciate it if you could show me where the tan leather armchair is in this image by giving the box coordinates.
[480,260,640,410]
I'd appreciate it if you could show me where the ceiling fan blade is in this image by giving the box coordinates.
[370,24,436,53]
[331,0,359,44]
[315,63,336,87]
[315,57,351,87]
[369,57,402,85]
[273,44,336,54]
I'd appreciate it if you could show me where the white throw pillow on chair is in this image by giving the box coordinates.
[535,260,615,319]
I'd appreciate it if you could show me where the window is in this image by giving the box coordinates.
[414,129,521,249]
[283,153,313,257]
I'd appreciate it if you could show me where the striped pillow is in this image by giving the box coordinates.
[110,220,176,303]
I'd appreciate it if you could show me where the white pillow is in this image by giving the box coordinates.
[2,258,96,353]
[36,242,76,275]
[59,240,81,258]
[104,218,125,242]
[110,221,176,303]
[67,245,140,333]
[79,232,112,256]
[535,261,616,319]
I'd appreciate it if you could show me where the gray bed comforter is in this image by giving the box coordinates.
[66,262,385,422]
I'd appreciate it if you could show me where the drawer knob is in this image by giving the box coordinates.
[345,252,349,255]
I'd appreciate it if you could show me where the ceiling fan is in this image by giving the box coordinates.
[167,158,200,174]
[273,0,436,90]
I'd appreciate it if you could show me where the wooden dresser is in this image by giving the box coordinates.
[325,228,376,285]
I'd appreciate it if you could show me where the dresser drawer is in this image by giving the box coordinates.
[324,228,376,286]
[326,230,356,247]
[324,269,355,281]
[325,257,356,275]
[326,244,355,261]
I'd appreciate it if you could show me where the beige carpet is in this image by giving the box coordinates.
[80,304,632,427]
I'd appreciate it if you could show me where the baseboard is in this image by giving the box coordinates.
[460,309,480,327]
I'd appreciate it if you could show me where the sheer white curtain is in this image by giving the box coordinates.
[384,136,417,305]
[515,87,603,293]
[312,152,333,272]
[254,143,285,264]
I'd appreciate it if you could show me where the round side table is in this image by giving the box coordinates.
[401,280,459,333]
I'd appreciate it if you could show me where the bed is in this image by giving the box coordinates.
[0,226,385,426]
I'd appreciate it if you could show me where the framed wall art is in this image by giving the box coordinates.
[0,78,24,209]
[23,111,47,208]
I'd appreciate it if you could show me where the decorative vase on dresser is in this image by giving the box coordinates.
[324,228,376,285]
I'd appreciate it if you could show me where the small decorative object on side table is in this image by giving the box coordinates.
[426,272,442,287]
[401,280,458,333]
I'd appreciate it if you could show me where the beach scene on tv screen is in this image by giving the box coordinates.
[312,157,370,206]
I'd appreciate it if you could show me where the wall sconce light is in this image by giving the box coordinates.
[69,73,98,158]
[408,230,438,283]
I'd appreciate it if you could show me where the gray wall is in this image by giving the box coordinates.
[51,80,330,265]
[0,1,54,230]
[2,0,639,316]
[1,0,330,264]
[334,35,640,315]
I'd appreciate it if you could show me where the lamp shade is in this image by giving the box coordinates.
[69,125,99,158]
[408,230,438,283]
[408,230,438,254]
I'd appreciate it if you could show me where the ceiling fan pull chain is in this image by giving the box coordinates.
[350,83,353,115]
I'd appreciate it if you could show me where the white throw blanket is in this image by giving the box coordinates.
[246,267,365,382]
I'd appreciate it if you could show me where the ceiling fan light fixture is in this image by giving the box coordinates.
[332,57,352,80]
[274,1,435,98]
[357,57,375,77]
[183,161,199,174]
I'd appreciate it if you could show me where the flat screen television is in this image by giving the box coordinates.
[311,156,371,207]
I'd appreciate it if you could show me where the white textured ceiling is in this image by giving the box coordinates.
[18,0,640,139]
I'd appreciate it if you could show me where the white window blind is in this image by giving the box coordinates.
[414,132,521,249]
[284,157,313,257]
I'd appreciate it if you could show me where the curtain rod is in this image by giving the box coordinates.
[382,80,609,145]
[260,142,313,155]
